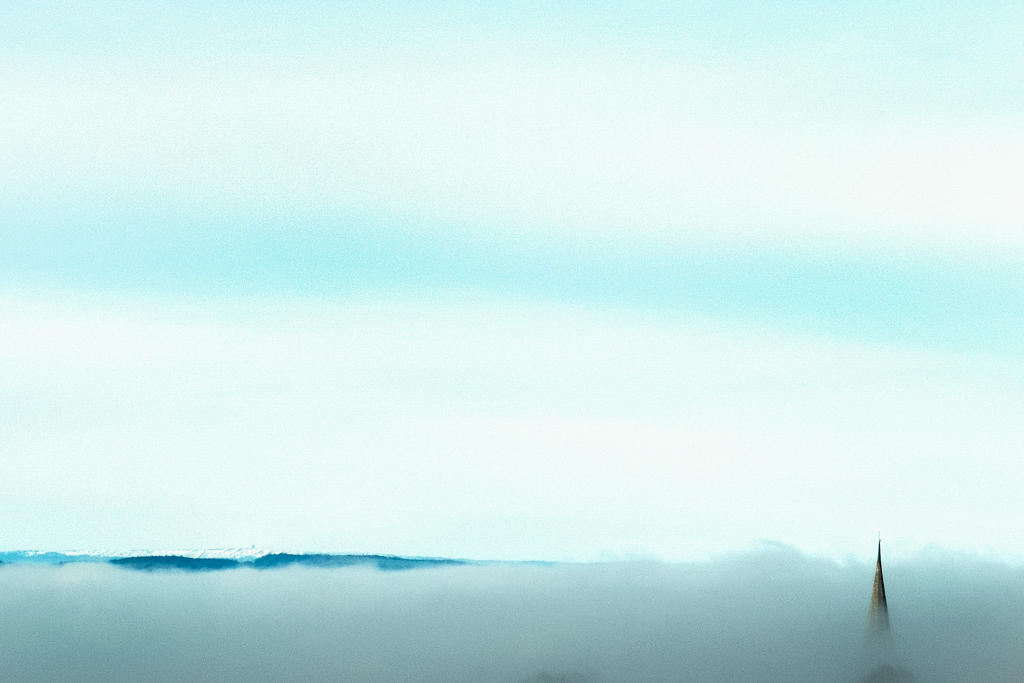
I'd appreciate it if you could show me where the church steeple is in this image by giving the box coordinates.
[868,538,890,634]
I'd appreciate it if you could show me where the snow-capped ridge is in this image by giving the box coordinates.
[0,547,272,563]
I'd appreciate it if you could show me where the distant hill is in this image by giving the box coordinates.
[0,551,105,565]
[252,553,467,571]
[0,550,477,572]
[110,556,240,571]
[0,548,268,564]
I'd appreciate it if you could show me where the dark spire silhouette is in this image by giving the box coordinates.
[868,538,890,634]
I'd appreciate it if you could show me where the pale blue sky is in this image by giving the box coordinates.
[4,216,1024,353]
[2,2,1023,560]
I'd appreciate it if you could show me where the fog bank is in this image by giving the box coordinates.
[1,547,1021,681]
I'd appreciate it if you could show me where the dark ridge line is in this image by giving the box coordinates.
[105,553,475,572]
[252,552,467,570]
[110,556,240,571]
[0,551,561,570]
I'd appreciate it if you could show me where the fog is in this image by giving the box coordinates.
[1,547,1022,681]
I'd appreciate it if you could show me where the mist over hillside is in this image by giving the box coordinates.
[1,546,1021,681]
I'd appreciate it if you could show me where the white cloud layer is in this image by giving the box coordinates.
[0,551,1022,681]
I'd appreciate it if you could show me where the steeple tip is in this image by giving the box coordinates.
[868,537,890,634]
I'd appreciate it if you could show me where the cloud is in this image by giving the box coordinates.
[0,547,1020,681]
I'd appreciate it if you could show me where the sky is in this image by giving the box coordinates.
[2,1,1023,561]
